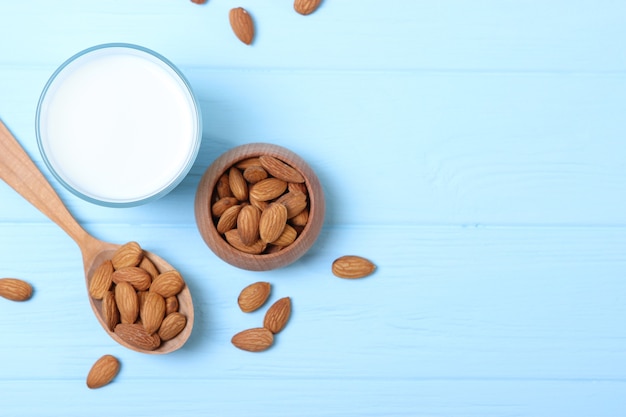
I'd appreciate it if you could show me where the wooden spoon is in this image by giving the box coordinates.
[0,120,193,354]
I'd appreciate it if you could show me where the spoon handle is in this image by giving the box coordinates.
[0,120,91,245]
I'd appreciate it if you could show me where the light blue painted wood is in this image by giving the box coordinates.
[0,1,625,416]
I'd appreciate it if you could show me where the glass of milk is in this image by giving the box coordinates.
[36,43,202,207]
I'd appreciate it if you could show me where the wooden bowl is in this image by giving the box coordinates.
[194,143,325,271]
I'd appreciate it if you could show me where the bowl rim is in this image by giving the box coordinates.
[194,143,325,271]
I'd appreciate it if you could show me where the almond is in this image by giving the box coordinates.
[224,229,267,254]
[243,165,268,184]
[112,267,152,291]
[238,281,271,312]
[259,202,288,243]
[114,323,161,351]
[331,255,376,279]
[111,241,143,269]
[229,7,255,45]
[139,254,160,280]
[141,292,166,335]
[165,295,179,315]
[276,191,307,218]
[0,278,33,302]
[249,178,288,202]
[158,312,187,341]
[86,355,120,389]
[259,155,305,183]
[263,297,291,334]
[237,205,261,246]
[216,173,233,199]
[102,290,120,331]
[88,260,114,300]
[294,0,322,15]
[272,224,298,247]
[235,157,262,169]
[217,204,243,234]
[290,208,309,227]
[231,327,274,352]
[150,270,185,298]
[115,281,139,324]
[229,166,248,201]
[212,196,239,217]
[288,182,308,195]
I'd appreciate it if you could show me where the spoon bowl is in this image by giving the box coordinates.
[0,120,194,354]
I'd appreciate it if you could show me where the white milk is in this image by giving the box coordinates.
[37,45,200,206]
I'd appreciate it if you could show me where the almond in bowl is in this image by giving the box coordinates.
[194,143,325,271]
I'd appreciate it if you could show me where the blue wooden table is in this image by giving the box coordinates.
[1,1,625,416]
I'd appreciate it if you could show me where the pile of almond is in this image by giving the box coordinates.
[88,242,188,352]
[211,155,310,255]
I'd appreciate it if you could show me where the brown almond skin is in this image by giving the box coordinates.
[111,267,152,291]
[88,260,114,300]
[238,281,271,313]
[111,241,143,269]
[294,0,322,15]
[141,292,166,335]
[272,224,298,247]
[243,165,268,184]
[102,291,120,331]
[114,323,161,351]
[259,155,305,183]
[217,204,243,234]
[139,255,160,280]
[165,296,179,315]
[216,173,233,199]
[332,255,376,279]
[150,270,185,298]
[115,281,139,324]
[229,166,248,201]
[212,197,239,217]
[276,191,307,219]
[249,178,287,202]
[259,203,288,243]
[237,205,261,246]
[158,312,187,341]
[263,297,291,334]
[229,7,255,45]
[0,278,33,302]
[231,327,274,352]
[86,355,120,389]
[224,229,267,254]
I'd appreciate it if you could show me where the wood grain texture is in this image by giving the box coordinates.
[0,0,625,416]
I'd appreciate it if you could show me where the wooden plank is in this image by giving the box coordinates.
[1,224,625,382]
[0,1,625,72]
[1,68,625,226]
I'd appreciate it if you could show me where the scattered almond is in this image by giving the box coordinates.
[86,355,120,389]
[229,7,255,45]
[294,0,322,15]
[332,255,376,279]
[231,327,274,352]
[238,281,271,312]
[263,297,291,334]
[0,278,33,302]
